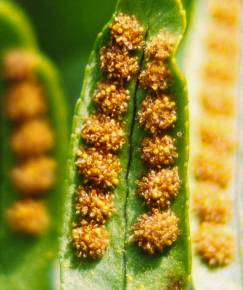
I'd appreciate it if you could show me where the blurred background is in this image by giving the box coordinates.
[19,0,117,116]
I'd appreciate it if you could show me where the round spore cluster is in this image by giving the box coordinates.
[131,209,180,254]
[100,45,138,81]
[141,135,178,167]
[195,223,235,267]
[193,182,232,223]
[7,199,49,235]
[145,30,175,61]
[5,81,47,122]
[93,81,130,118]
[11,119,54,158]
[81,114,126,152]
[72,223,109,259]
[139,62,171,92]
[4,50,38,81]
[194,148,231,188]
[75,186,114,224]
[138,95,177,133]
[138,168,180,209]
[110,12,144,50]
[76,148,121,188]
[200,118,235,153]
[12,156,56,196]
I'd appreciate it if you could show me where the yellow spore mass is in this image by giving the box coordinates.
[12,156,56,195]
[11,119,54,158]
[7,199,49,235]
[193,148,231,188]
[202,57,236,84]
[200,118,235,154]
[193,182,232,223]
[81,114,126,152]
[141,135,178,167]
[195,223,235,267]
[138,167,180,209]
[200,87,235,117]
[138,95,177,133]
[100,44,138,81]
[75,186,114,224]
[145,29,175,61]
[93,81,130,118]
[131,209,180,254]
[72,223,109,259]
[5,81,47,121]
[139,62,171,92]
[76,147,121,188]
[209,0,239,27]
[206,32,237,57]
[110,13,144,50]
[3,50,38,81]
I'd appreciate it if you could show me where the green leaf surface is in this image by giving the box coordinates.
[61,0,190,289]
[182,0,195,22]
[125,1,190,289]
[177,0,196,68]
[0,1,69,289]
[60,9,145,290]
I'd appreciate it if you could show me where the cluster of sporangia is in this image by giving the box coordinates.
[193,0,239,267]
[131,30,181,254]
[3,50,56,235]
[73,12,182,258]
[73,13,144,259]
